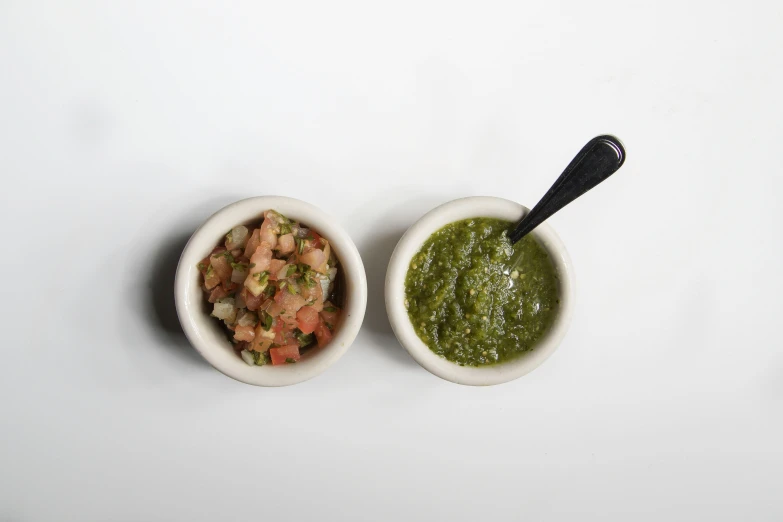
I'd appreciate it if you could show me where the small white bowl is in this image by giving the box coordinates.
[175,196,367,387]
[385,196,574,386]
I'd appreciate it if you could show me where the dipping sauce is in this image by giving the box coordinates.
[404,218,559,366]
[197,210,342,366]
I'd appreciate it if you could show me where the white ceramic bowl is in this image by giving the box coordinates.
[175,196,367,386]
[385,196,574,386]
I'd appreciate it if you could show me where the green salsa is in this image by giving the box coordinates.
[404,217,560,366]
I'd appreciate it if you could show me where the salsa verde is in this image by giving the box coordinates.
[404,217,560,366]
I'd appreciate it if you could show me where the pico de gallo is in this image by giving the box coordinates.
[197,210,343,366]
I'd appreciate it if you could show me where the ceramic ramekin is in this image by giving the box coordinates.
[385,196,574,386]
[175,196,367,386]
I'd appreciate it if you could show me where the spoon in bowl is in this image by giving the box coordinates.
[506,135,626,271]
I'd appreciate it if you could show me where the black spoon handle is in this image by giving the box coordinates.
[508,135,626,244]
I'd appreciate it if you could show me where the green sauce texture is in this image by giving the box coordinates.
[404,217,560,366]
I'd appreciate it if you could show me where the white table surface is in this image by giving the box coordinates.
[2,1,782,521]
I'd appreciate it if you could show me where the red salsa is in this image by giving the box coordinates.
[197,210,342,366]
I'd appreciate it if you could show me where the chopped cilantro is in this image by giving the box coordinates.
[197,262,207,271]
[212,250,235,263]
[286,283,298,295]
[294,329,314,347]
[230,262,248,271]
[285,358,297,364]
[297,263,317,288]
[261,312,273,331]
[286,264,297,277]
[251,351,268,366]
[264,285,276,298]
[254,271,270,286]
[323,306,337,313]
[295,237,306,255]
[238,311,258,327]
[279,222,292,235]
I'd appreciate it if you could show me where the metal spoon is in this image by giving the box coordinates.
[506,135,626,269]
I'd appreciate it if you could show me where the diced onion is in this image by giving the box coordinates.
[244,275,267,296]
[212,299,236,320]
[234,292,246,309]
[226,226,249,250]
[320,276,331,300]
[277,264,291,280]
[231,267,247,284]
[237,311,258,327]
[240,350,255,366]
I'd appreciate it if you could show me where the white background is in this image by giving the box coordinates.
[1,1,781,520]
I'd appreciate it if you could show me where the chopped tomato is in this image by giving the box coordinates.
[296,306,320,334]
[259,218,278,250]
[274,288,306,313]
[204,266,221,290]
[258,338,273,353]
[269,344,300,365]
[320,303,340,326]
[277,233,295,255]
[197,256,211,275]
[299,248,327,273]
[268,259,286,280]
[249,336,273,353]
[314,318,333,347]
[242,287,264,311]
[210,254,232,284]
[233,325,255,342]
[266,301,283,316]
[248,242,273,274]
[244,228,261,258]
[263,210,284,228]
[279,312,298,328]
[309,231,324,249]
[208,285,229,303]
[249,323,274,352]
[273,319,296,345]
[300,284,323,312]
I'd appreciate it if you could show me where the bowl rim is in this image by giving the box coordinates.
[174,196,367,386]
[384,196,574,386]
